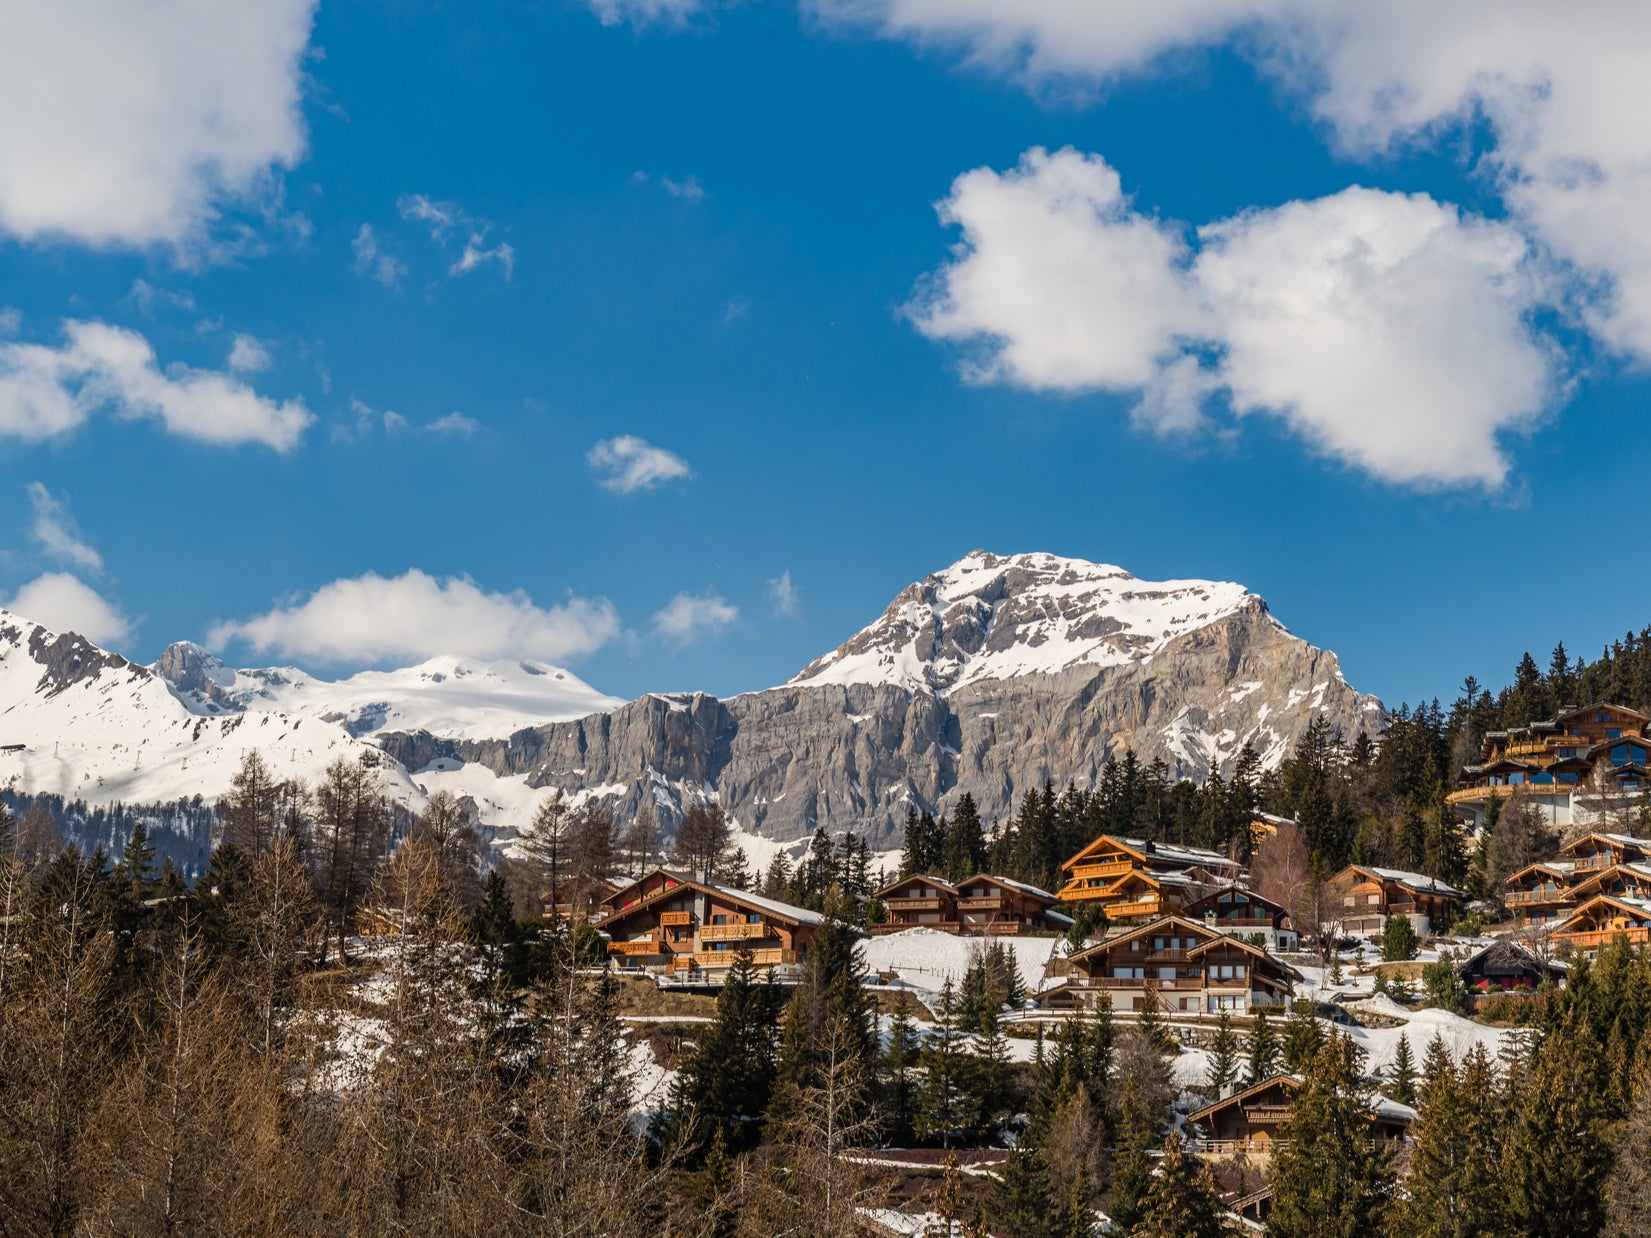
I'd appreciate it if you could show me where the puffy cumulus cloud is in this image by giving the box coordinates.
[915,148,1554,488]
[651,591,738,644]
[768,570,802,619]
[27,482,102,573]
[6,573,131,646]
[209,569,621,666]
[0,320,312,451]
[587,435,693,493]
[823,1,1651,365]
[0,0,316,250]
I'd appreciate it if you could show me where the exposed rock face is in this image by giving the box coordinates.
[380,553,1382,849]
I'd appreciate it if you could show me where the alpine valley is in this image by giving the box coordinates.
[0,551,1380,862]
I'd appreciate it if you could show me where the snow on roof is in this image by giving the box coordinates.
[962,873,1057,902]
[698,876,827,926]
[1364,866,1465,898]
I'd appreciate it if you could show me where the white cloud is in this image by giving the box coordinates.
[0,308,17,336]
[587,435,694,493]
[395,195,514,280]
[397,194,462,241]
[825,1,1651,368]
[768,571,802,619]
[914,148,1555,488]
[209,569,621,666]
[6,573,131,646]
[660,175,706,204]
[587,0,705,28]
[228,334,272,373]
[26,483,102,573]
[450,235,514,280]
[352,224,406,288]
[0,320,312,451]
[651,591,738,644]
[426,411,479,436]
[127,280,196,318]
[0,0,316,249]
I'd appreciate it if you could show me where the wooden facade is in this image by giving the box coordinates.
[1046,914,1300,1015]
[873,873,1073,935]
[1181,885,1299,953]
[1503,860,1579,926]
[1329,864,1464,938]
[1057,834,1244,921]
[1456,940,1563,995]
[1501,834,1651,927]
[1452,703,1651,828]
[1552,893,1651,953]
[594,867,822,977]
[1185,1074,1413,1159]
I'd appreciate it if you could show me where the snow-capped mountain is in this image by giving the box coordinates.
[152,642,622,740]
[791,551,1260,694]
[0,550,1384,852]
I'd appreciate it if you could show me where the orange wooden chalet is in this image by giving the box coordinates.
[1503,860,1579,927]
[594,867,823,978]
[1057,835,1244,922]
[1185,1074,1414,1160]
[1451,703,1651,828]
[1329,864,1464,938]
[1043,914,1300,1016]
[1552,893,1651,953]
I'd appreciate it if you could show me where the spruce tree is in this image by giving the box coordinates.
[1606,1067,1651,1238]
[1282,1003,1326,1074]
[881,1006,921,1145]
[1105,1076,1158,1233]
[1131,1132,1225,1238]
[1388,1032,1416,1106]
[1382,913,1419,962]
[915,978,981,1147]
[1204,1008,1239,1097]
[1504,1015,1611,1238]
[1245,1007,1280,1086]
[1267,1035,1395,1238]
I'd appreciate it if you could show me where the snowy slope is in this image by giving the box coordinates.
[0,610,416,807]
[789,550,1262,695]
[153,642,622,740]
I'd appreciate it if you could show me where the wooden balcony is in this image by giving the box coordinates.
[1206,915,1278,929]
[1143,948,1191,961]
[1505,890,1572,906]
[886,897,944,912]
[691,948,797,967]
[1069,859,1136,880]
[873,919,961,933]
[1556,926,1651,951]
[607,940,659,956]
[1573,856,1615,873]
[659,910,692,926]
[699,923,769,941]
[1109,898,1165,919]
[958,897,1006,911]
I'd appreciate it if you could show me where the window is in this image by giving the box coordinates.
[713,914,727,925]
[1560,773,1579,784]
[1598,713,1609,722]
[748,913,761,924]
[1560,747,1576,758]
[1610,729,1623,739]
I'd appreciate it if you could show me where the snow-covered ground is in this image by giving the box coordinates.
[860,927,1067,1011]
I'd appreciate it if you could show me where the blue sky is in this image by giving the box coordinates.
[2,1,1650,712]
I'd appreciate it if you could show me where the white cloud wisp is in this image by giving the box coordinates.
[210,569,621,666]
[27,482,103,573]
[652,591,739,645]
[587,435,694,493]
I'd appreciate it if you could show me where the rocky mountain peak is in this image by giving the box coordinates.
[789,549,1263,695]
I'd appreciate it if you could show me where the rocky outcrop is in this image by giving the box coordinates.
[380,584,1380,850]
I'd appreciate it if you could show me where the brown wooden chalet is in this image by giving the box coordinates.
[1451,703,1651,828]
[1455,940,1564,996]
[1329,864,1464,938]
[1503,860,1579,927]
[1553,893,1651,953]
[1044,915,1300,1016]
[1185,1073,1413,1160]
[1181,885,1299,953]
[594,867,823,977]
[875,873,1072,935]
[1502,833,1651,927]
[1057,834,1244,921]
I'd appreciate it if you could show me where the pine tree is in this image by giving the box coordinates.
[1504,1015,1611,1238]
[1131,1131,1225,1238]
[944,794,985,883]
[1267,1035,1395,1238]
[881,1006,921,1145]
[1105,1076,1158,1234]
[1204,1008,1239,1097]
[1381,913,1419,962]
[1282,1002,1326,1074]
[1606,1067,1651,1237]
[1399,1037,1505,1238]
[1389,1032,1416,1106]
[1245,1007,1280,1086]
[915,979,981,1147]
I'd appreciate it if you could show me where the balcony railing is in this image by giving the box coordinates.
[958,897,1006,911]
[699,923,769,941]
[1556,926,1651,950]
[1505,890,1572,905]
[691,948,797,967]
[659,910,692,926]
[886,897,944,911]
[1069,859,1136,880]
[1109,899,1165,918]
[607,940,659,955]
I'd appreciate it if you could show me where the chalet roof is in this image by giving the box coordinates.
[1556,892,1651,932]
[1456,940,1565,981]
[1187,933,1305,980]
[1584,735,1651,759]
[1187,1072,1414,1127]
[1067,914,1216,964]
[955,873,1058,904]
[595,866,826,929]
[1555,702,1651,725]
[1339,864,1465,899]
[1063,833,1241,873]
[875,873,959,899]
[1562,832,1651,855]
[1182,884,1291,917]
[1502,859,1578,886]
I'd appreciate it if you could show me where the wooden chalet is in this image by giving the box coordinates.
[1451,703,1651,828]
[1181,885,1299,952]
[1552,893,1651,953]
[1044,914,1301,1016]
[594,867,822,977]
[1057,834,1244,921]
[1185,1073,1414,1160]
[1455,940,1564,996]
[1503,860,1579,927]
[1329,864,1464,938]
[873,873,1072,935]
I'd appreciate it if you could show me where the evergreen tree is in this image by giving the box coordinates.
[915,979,981,1147]
[1398,1037,1504,1238]
[880,1006,921,1146]
[1381,913,1419,962]
[1282,1002,1326,1074]
[1105,1076,1159,1234]
[1504,1015,1612,1238]
[943,794,985,883]
[1606,1067,1651,1238]
[1131,1132,1224,1238]
[1204,1009,1239,1097]
[1245,1007,1280,1086]
[1388,1032,1416,1106]
[1267,1035,1395,1238]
